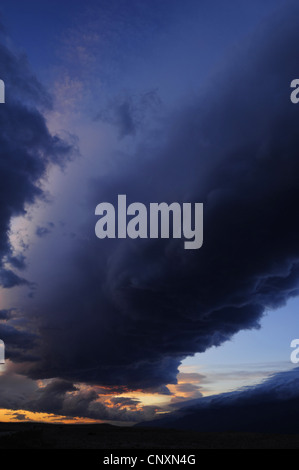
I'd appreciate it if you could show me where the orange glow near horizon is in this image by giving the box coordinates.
[0,364,212,424]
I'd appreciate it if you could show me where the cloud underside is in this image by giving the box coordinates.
[1,367,299,428]
[2,4,299,395]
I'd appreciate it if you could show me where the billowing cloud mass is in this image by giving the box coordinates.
[0,30,72,288]
[95,90,162,139]
[3,3,299,402]
[141,367,299,434]
[0,371,158,422]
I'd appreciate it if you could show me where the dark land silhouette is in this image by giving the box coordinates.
[0,422,299,449]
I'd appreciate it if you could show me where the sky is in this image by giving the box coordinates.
[0,0,298,428]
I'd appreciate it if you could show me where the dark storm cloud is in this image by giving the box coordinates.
[109,397,140,409]
[141,367,299,434]
[27,379,77,416]
[7,254,26,271]
[12,412,32,421]
[0,323,37,361]
[24,3,299,390]
[36,226,51,238]
[0,373,158,422]
[0,309,14,320]
[0,33,72,287]
[0,269,29,288]
[96,89,162,138]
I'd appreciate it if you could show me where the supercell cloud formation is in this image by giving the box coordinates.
[0,1,299,426]
[11,4,299,392]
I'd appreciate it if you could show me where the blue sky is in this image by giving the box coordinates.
[182,297,298,395]
[0,1,288,81]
